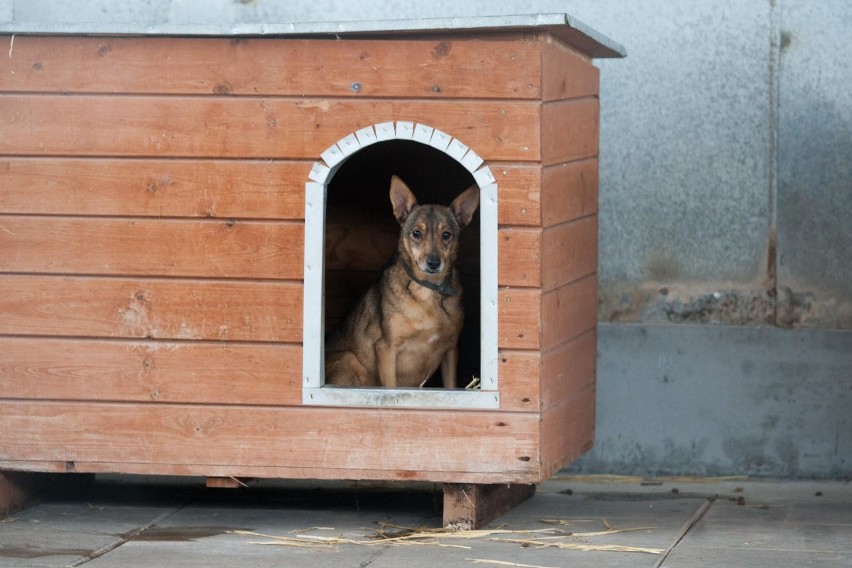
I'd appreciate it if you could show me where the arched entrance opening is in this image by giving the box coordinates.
[303,122,498,408]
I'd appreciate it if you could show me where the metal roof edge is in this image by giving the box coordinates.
[0,13,625,58]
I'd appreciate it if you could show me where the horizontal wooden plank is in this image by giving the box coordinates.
[0,158,308,219]
[0,402,541,480]
[541,36,600,102]
[541,329,596,412]
[541,275,598,351]
[0,459,536,485]
[498,350,541,411]
[0,275,302,342]
[0,338,300,406]
[498,288,541,350]
[0,335,540,411]
[0,36,542,100]
[541,159,598,227]
[0,95,540,161]
[494,165,542,226]
[540,385,595,479]
[541,98,599,165]
[541,215,598,291]
[494,160,598,228]
[0,161,548,225]
[498,228,541,288]
[0,217,303,279]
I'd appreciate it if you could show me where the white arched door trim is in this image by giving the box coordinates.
[302,121,499,409]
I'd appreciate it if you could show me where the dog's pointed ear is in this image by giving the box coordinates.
[450,184,480,228]
[389,176,419,225]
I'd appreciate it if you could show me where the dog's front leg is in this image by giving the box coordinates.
[375,339,398,388]
[440,347,458,389]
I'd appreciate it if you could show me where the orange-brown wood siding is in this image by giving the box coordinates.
[0,33,599,483]
[535,39,600,475]
[1,36,543,99]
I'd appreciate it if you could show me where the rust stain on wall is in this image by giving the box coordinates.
[599,284,849,329]
[600,223,850,329]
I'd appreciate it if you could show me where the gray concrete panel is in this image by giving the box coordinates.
[567,323,852,478]
[11,0,172,23]
[580,3,774,284]
[776,3,852,328]
[577,3,778,326]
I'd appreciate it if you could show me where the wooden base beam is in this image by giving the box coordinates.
[442,483,536,529]
[206,476,252,489]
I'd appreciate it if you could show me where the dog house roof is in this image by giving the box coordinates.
[0,13,625,58]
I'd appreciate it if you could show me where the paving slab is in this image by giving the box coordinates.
[0,505,183,567]
[0,482,197,568]
[663,481,852,568]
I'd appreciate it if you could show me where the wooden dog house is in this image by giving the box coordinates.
[0,14,623,526]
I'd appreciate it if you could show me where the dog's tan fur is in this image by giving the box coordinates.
[325,176,480,388]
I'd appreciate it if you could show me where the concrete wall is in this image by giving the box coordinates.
[3,0,850,477]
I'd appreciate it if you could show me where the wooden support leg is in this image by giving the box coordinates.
[442,483,536,529]
[0,472,38,519]
[1,472,97,520]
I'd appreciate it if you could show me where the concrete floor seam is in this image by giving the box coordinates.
[654,497,716,567]
[67,495,201,567]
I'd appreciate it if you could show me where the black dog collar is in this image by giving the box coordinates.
[401,262,460,297]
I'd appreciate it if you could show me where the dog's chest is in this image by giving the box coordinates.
[392,291,461,355]
[401,318,454,349]
[401,289,462,335]
[394,311,458,386]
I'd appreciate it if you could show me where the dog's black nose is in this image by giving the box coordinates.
[426,258,441,272]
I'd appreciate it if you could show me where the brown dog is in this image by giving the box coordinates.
[325,176,480,388]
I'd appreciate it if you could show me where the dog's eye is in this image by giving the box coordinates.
[441,231,453,242]
[411,229,422,240]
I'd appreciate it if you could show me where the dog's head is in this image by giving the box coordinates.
[389,176,480,276]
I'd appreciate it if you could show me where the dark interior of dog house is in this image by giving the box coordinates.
[324,140,482,388]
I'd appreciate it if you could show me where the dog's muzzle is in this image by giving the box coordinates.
[424,257,443,274]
